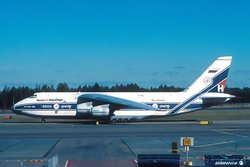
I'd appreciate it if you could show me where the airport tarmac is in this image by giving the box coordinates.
[0,120,250,167]
[1,106,250,167]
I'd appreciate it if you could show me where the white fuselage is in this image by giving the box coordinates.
[12,91,231,120]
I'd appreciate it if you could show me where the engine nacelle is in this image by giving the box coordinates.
[77,102,110,117]
[77,102,92,113]
[92,104,110,117]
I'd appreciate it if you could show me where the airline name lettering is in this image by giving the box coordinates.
[159,104,170,109]
[37,99,63,102]
[42,105,53,109]
[61,105,72,109]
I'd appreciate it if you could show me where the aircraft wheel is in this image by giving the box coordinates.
[41,118,46,123]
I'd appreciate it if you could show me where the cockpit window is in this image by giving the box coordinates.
[29,95,37,98]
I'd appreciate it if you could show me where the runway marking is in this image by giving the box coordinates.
[213,129,248,138]
[120,139,136,157]
[64,160,69,167]
[0,142,20,152]
[43,140,60,157]
[193,141,235,148]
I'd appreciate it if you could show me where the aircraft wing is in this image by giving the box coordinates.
[78,93,158,111]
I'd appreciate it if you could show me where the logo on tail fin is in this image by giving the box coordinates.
[217,80,227,92]
[203,77,213,85]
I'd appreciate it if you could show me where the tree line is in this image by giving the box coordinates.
[0,82,249,110]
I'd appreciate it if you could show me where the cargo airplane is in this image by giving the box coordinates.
[13,56,234,123]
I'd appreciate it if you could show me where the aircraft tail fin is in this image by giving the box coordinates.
[186,56,232,94]
[168,56,232,115]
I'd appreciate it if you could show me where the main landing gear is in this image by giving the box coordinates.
[95,119,112,125]
[41,118,46,123]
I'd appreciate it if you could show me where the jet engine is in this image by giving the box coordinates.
[77,102,110,117]
[77,102,92,113]
[92,104,109,117]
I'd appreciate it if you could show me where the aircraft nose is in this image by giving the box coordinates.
[12,105,22,115]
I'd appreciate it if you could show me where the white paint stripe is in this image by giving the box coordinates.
[213,129,248,138]
[64,160,69,167]
[193,141,235,148]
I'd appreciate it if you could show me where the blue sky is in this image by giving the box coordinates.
[0,0,250,89]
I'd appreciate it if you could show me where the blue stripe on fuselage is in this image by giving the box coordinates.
[145,103,203,110]
[15,103,77,110]
[15,102,203,112]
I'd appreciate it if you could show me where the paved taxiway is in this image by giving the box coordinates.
[0,120,250,167]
